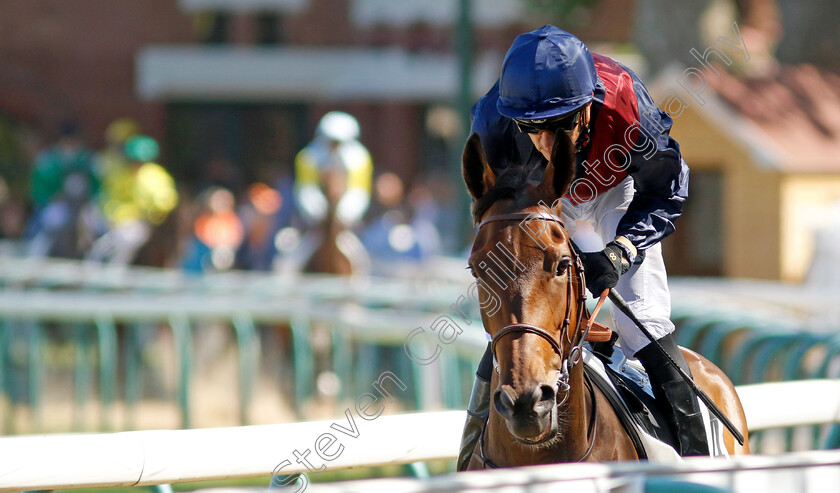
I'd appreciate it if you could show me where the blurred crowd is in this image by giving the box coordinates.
[0,112,457,274]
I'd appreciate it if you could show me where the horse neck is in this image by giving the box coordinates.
[302,189,356,275]
[323,199,342,238]
[485,363,593,466]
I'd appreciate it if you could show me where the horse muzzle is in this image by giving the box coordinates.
[493,383,558,443]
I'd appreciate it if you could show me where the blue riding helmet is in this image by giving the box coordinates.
[497,25,598,121]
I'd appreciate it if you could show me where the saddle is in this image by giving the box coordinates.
[583,341,728,460]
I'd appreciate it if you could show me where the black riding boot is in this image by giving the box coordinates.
[457,344,493,471]
[635,334,710,457]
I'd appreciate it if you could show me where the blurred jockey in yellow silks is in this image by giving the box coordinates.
[96,117,140,180]
[87,134,178,265]
[294,111,372,227]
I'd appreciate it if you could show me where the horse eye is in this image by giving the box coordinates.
[466,264,478,278]
[556,257,572,275]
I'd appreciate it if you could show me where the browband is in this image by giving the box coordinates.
[478,211,565,230]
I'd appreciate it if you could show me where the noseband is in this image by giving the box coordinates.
[478,211,588,399]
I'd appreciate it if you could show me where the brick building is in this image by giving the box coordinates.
[0,0,636,195]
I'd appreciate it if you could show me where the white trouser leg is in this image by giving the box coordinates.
[610,242,675,357]
[87,220,151,265]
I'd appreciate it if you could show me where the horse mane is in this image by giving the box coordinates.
[471,165,531,225]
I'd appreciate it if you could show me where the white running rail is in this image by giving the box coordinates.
[1,380,840,491]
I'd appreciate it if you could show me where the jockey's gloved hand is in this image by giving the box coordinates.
[580,242,631,297]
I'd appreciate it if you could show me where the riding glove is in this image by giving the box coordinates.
[581,242,631,297]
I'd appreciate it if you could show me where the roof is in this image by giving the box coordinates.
[706,64,840,173]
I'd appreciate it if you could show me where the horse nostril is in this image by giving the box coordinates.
[526,384,556,418]
[493,388,515,418]
[538,384,556,404]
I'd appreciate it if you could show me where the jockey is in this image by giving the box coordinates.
[458,25,707,469]
[88,135,178,265]
[294,111,373,228]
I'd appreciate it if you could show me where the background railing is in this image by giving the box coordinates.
[1,256,839,454]
[0,256,487,434]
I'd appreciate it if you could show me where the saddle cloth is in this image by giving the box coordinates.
[582,347,729,462]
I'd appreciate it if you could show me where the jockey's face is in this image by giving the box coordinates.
[527,103,591,160]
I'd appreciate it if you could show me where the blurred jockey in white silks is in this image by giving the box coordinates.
[294,111,372,227]
[285,111,372,272]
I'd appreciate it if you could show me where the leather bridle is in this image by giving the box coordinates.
[478,211,588,394]
[473,210,596,466]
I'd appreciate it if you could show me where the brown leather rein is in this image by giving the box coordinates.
[474,210,596,467]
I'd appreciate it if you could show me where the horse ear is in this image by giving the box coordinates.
[462,133,496,200]
[545,130,576,197]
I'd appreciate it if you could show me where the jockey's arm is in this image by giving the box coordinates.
[614,73,689,254]
[294,148,328,223]
[336,144,373,226]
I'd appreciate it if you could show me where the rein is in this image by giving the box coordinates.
[473,211,596,467]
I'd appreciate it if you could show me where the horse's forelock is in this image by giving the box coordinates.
[471,165,531,224]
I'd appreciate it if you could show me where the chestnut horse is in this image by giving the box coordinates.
[302,168,365,275]
[462,131,749,469]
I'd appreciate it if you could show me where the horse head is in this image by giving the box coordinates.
[462,131,586,444]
